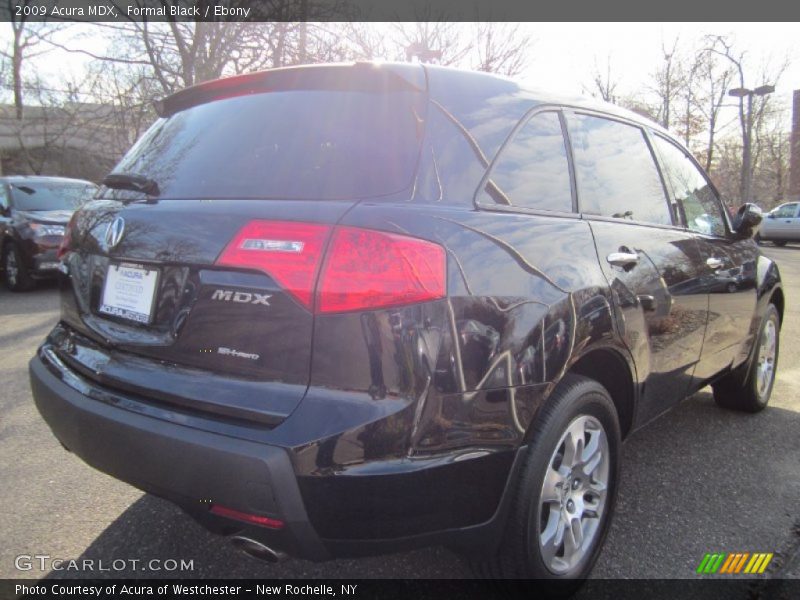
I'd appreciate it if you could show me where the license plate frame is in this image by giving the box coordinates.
[98,262,160,325]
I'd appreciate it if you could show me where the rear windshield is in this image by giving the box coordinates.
[108,90,426,200]
[10,181,96,211]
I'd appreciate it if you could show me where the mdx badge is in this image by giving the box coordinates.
[211,289,271,306]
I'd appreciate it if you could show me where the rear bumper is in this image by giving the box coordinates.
[30,345,522,560]
[29,355,329,560]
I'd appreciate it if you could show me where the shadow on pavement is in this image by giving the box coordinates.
[43,391,800,581]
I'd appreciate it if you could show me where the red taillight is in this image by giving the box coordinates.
[216,220,331,309]
[317,226,446,313]
[216,220,446,313]
[57,213,78,260]
[210,504,284,529]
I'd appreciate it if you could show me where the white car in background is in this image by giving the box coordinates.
[758,202,800,246]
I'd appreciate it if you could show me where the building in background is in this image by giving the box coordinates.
[790,90,800,202]
[0,103,139,182]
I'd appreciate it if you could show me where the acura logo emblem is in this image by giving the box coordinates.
[104,216,125,250]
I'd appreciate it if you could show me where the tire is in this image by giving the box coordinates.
[3,243,34,292]
[470,374,621,587]
[773,240,787,247]
[713,304,780,413]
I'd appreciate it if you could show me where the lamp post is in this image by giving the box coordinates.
[729,84,775,204]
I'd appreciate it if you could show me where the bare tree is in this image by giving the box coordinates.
[584,55,619,103]
[650,36,683,129]
[1,1,67,118]
[693,45,734,171]
[471,23,533,76]
[392,22,471,66]
[707,35,788,203]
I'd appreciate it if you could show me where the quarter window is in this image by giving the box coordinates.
[568,114,672,226]
[652,135,727,237]
[483,112,572,212]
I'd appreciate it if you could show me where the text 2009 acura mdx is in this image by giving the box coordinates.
[30,63,782,581]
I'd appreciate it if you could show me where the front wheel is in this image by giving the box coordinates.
[713,304,780,412]
[773,240,787,247]
[4,243,34,292]
[471,375,620,584]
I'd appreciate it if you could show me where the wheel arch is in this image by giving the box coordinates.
[769,286,784,326]
[561,346,637,439]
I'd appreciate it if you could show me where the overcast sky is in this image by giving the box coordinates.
[5,21,799,137]
[521,23,798,98]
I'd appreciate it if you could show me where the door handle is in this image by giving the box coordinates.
[607,252,639,267]
[706,257,724,270]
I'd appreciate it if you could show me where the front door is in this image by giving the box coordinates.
[650,134,759,382]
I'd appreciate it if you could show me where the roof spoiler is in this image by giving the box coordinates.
[153,63,426,118]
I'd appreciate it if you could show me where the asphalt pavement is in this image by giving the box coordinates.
[1,245,798,583]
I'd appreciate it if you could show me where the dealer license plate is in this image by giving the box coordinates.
[98,262,159,324]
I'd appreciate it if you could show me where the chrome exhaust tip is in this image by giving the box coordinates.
[230,536,287,563]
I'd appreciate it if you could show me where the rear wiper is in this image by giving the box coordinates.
[102,173,160,199]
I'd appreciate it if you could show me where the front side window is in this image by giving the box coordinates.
[652,135,727,237]
[483,111,572,212]
[568,113,672,226]
[773,203,798,218]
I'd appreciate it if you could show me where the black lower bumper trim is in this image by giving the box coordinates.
[29,355,328,561]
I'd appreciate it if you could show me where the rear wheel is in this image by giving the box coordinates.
[471,375,620,585]
[3,243,34,292]
[713,304,779,412]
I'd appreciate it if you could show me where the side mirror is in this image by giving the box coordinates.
[732,203,763,239]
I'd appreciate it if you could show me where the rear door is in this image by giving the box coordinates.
[566,111,708,425]
[772,203,800,240]
[650,134,759,381]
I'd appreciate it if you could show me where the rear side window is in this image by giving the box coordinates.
[651,135,727,237]
[110,90,425,200]
[482,111,572,212]
[568,114,672,225]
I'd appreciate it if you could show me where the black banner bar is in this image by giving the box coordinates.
[1,0,799,23]
[4,578,800,600]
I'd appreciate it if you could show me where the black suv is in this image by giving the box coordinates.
[29,64,782,581]
[1,176,97,291]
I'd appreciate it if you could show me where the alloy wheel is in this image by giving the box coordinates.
[756,318,777,400]
[537,415,610,574]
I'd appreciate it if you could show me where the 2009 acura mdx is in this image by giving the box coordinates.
[29,63,782,582]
